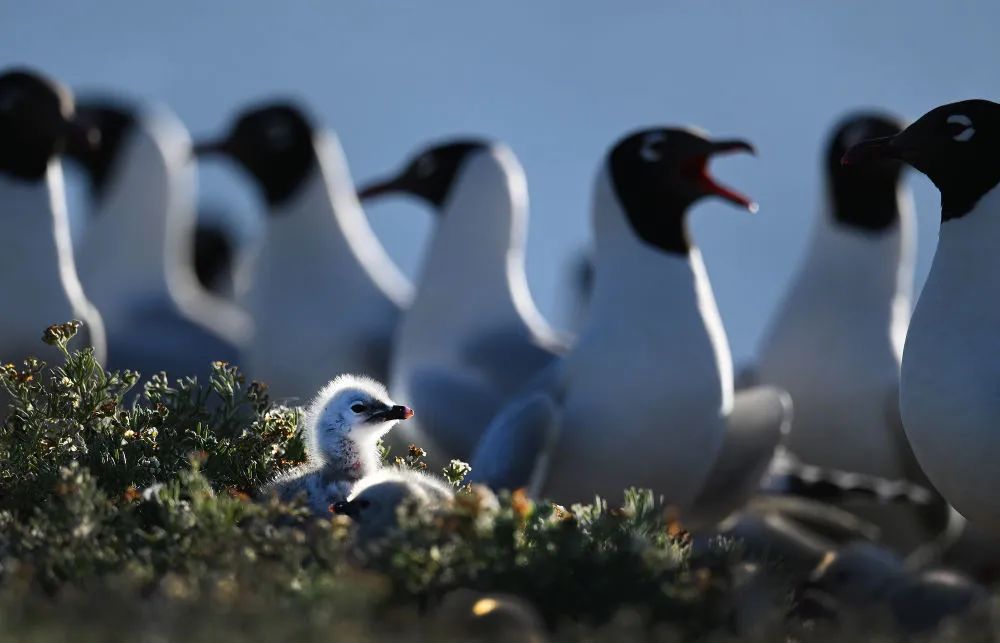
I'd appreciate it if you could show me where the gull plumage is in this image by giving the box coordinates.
[469,127,790,525]
[196,103,412,400]
[68,100,249,376]
[844,99,1000,532]
[0,69,106,366]
[359,140,566,466]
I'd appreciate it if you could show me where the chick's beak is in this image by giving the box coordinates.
[371,405,414,422]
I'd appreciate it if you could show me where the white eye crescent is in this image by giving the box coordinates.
[948,114,975,142]
[640,132,666,162]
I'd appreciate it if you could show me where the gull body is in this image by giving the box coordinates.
[359,140,565,465]
[757,113,916,479]
[197,104,411,400]
[470,127,789,524]
[845,100,1000,531]
[69,101,249,376]
[0,69,105,365]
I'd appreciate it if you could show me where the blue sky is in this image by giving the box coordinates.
[3,1,997,363]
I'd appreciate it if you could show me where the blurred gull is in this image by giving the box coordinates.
[469,127,790,526]
[66,99,249,376]
[359,139,567,466]
[0,68,106,365]
[196,102,411,400]
[756,112,917,480]
[264,374,413,515]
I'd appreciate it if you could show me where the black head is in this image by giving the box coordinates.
[193,102,317,208]
[64,100,137,203]
[332,498,370,519]
[356,139,489,211]
[824,112,906,233]
[608,127,756,254]
[193,223,235,293]
[843,100,1000,222]
[0,68,93,182]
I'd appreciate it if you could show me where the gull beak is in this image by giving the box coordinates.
[357,174,407,201]
[192,137,232,158]
[690,138,758,212]
[841,135,900,166]
[63,118,101,154]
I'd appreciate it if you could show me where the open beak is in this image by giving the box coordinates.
[841,135,899,166]
[690,139,758,213]
[356,175,406,201]
[371,405,414,422]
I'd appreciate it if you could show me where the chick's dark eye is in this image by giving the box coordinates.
[351,403,366,413]
[358,499,371,509]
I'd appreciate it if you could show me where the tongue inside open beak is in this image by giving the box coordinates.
[686,139,758,213]
[698,163,758,213]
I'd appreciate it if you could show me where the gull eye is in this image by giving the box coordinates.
[357,499,371,509]
[350,403,366,414]
[264,120,293,148]
[415,154,436,178]
[946,114,975,142]
[640,132,666,162]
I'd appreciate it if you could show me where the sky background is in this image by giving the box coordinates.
[3,2,997,364]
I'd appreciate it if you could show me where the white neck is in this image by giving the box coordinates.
[0,163,97,346]
[586,168,734,409]
[76,110,250,342]
[775,181,915,354]
[411,145,541,328]
[925,182,1000,320]
[77,115,184,313]
[251,132,412,311]
[803,182,914,305]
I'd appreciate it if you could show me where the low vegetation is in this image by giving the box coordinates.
[0,322,994,641]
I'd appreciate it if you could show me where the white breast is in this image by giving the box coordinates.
[542,169,729,506]
[900,183,1000,529]
[245,133,408,399]
[0,163,105,363]
[757,187,914,477]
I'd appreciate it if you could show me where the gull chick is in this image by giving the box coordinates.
[265,375,413,514]
[333,468,454,542]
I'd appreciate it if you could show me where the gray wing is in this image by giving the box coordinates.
[687,386,791,529]
[460,325,566,393]
[406,367,507,462]
[467,391,560,493]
